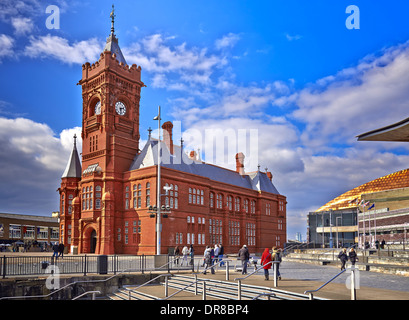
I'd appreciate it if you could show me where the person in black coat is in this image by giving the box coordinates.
[348,248,358,266]
[338,248,348,270]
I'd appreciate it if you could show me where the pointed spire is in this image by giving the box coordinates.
[62,134,82,178]
[103,4,127,65]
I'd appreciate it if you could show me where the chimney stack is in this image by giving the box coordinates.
[162,121,173,155]
[235,152,245,175]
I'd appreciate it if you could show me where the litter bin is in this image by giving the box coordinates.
[97,255,108,274]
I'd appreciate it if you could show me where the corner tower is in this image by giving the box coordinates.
[71,6,144,254]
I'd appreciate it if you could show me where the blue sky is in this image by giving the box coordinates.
[2,0,409,240]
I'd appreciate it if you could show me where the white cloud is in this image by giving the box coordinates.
[292,41,409,147]
[126,34,226,74]
[24,34,102,64]
[285,33,302,41]
[215,33,240,50]
[0,34,14,60]
[11,17,34,35]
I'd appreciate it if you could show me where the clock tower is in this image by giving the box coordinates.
[79,7,144,176]
[72,6,144,254]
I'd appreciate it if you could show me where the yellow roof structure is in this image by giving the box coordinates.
[316,168,409,212]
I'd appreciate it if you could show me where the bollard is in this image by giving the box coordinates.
[202,281,206,300]
[226,261,229,281]
[195,274,198,295]
[165,275,169,297]
[273,263,277,288]
[351,267,356,300]
[237,279,242,300]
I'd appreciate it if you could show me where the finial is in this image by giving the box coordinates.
[257,164,260,171]
[73,133,77,147]
[110,4,115,35]
[148,127,152,139]
[180,137,184,149]
[265,167,268,172]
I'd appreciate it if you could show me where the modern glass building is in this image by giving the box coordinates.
[307,209,357,248]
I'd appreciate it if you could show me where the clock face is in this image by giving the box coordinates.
[115,101,126,115]
[94,101,101,115]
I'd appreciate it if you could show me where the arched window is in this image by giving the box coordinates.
[210,192,214,208]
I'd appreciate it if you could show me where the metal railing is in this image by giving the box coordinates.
[0,266,153,300]
[234,261,278,300]
[71,291,101,300]
[0,254,194,278]
[304,267,358,300]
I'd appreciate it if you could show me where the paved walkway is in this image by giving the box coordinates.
[2,253,409,299]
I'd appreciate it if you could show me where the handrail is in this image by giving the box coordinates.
[0,267,144,300]
[71,290,100,300]
[304,268,346,298]
[234,261,274,281]
[160,278,198,300]
[252,292,276,300]
[194,259,232,275]
[127,273,172,291]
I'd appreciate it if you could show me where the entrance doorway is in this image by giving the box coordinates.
[90,230,97,253]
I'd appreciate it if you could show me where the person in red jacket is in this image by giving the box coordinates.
[261,248,272,280]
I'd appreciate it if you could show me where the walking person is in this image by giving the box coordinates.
[238,245,249,275]
[189,244,194,266]
[181,245,189,266]
[338,248,348,270]
[203,246,215,274]
[52,242,59,262]
[260,248,272,280]
[271,247,282,280]
[214,244,220,266]
[349,247,358,267]
[58,242,64,259]
[174,246,180,265]
[218,244,224,266]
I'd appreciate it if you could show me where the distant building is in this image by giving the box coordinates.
[295,232,303,242]
[0,212,59,248]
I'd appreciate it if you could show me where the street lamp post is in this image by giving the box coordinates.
[153,106,162,255]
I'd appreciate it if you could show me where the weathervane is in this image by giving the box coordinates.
[110,4,115,35]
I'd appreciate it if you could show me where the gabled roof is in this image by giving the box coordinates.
[129,138,280,195]
[62,136,82,179]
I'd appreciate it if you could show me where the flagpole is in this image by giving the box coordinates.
[374,203,377,245]
[362,199,366,248]
[367,200,372,248]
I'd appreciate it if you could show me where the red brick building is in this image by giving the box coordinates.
[58,14,287,255]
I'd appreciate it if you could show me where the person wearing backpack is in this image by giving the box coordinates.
[271,247,282,280]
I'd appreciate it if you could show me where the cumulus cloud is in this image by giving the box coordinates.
[215,33,240,50]
[11,17,34,35]
[24,34,102,64]
[0,34,14,61]
[292,41,409,148]
[0,117,81,214]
